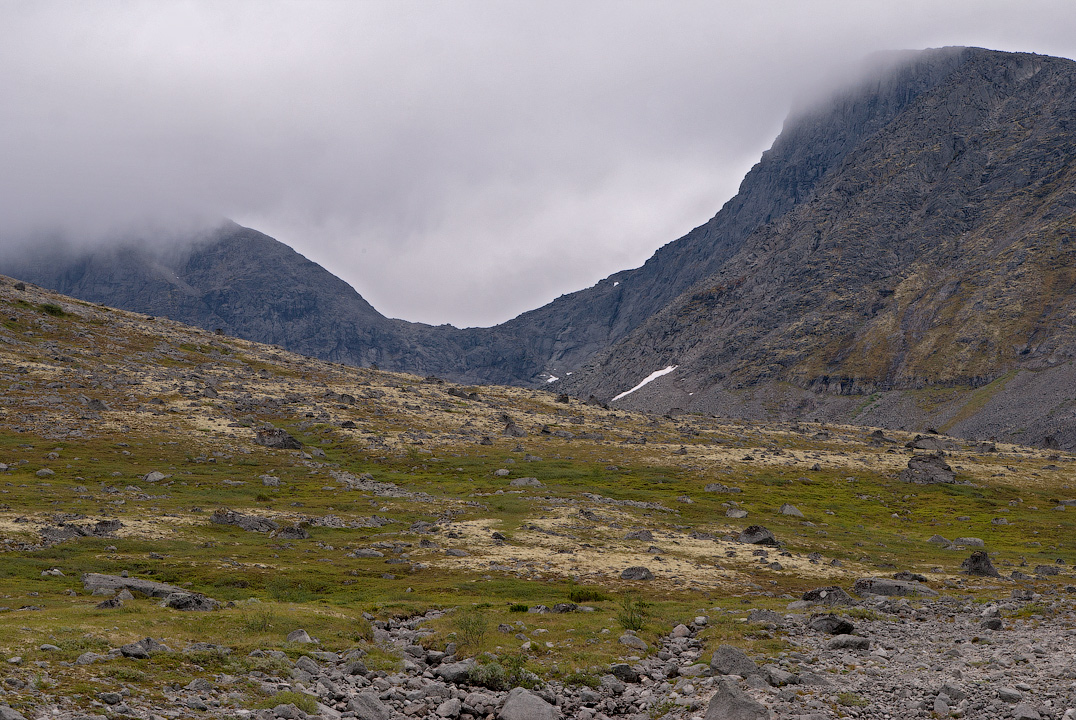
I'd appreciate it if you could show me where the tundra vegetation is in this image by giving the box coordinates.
[0,278,1074,717]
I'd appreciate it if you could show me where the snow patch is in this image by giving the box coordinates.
[611,366,678,402]
[546,375,559,383]
[613,281,620,287]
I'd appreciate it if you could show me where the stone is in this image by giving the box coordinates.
[436,698,462,718]
[610,663,640,683]
[899,453,955,484]
[738,525,778,546]
[801,586,855,605]
[276,525,310,540]
[499,687,558,720]
[927,534,951,545]
[1014,703,1042,720]
[143,471,167,483]
[826,634,869,650]
[960,550,1001,577]
[286,629,315,644]
[619,634,648,651]
[778,503,803,517]
[980,617,1003,630]
[998,687,1024,703]
[0,708,28,720]
[35,468,55,478]
[163,592,220,611]
[509,477,542,487]
[620,566,654,580]
[952,537,984,547]
[853,577,938,597]
[624,529,654,541]
[210,508,279,533]
[348,692,391,720]
[255,428,302,450]
[710,644,758,677]
[808,614,854,635]
[726,508,749,519]
[704,676,771,720]
[434,658,475,684]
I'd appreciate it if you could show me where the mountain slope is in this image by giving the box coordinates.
[0,49,975,387]
[559,48,1076,445]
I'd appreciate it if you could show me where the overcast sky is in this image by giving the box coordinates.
[3,2,1076,327]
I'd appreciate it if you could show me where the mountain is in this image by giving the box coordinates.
[7,46,1076,447]
[560,47,1076,447]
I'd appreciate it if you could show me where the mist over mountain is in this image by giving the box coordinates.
[7,46,1076,446]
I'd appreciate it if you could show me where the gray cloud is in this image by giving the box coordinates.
[2,1,1075,326]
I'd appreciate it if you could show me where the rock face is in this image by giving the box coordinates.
[557,48,1076,449]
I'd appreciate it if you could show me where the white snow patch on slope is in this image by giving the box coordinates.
[611,365,678,402]
[546,375,559,383]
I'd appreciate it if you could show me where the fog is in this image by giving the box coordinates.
[2,1,1075,326]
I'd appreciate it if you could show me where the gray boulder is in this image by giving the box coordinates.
[82,573,183,598]
[801,586,855,605]
[704,676,771,720]
[738,525,778,546]
[710,644,758,677]
[778,503,803,517]
[435,658,475,684]
[899,453,955,484]
[499,687,558,720]
[960,550,1001,577]
[808,614,854,635]
[624,529,654,541]
[620,566,654,580]
[210,508,280,533]
[0,707,29,720]
[163,592,220,611]
[348,693,391,720]
[826,634,869,650]
[853,577,938,597]
[255,428,302,450]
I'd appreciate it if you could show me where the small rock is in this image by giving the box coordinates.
[710,644,758,677]
[286,629,315,644]
[826,634,869,651]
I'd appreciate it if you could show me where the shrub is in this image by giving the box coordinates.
[453,608,489,651]
[567,584,611,603]
[509,603,529,613]
[468,653,540,691]
[616,594,651,632]
[40,303,65,317]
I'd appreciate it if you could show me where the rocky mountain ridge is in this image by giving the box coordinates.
[7,47,1076,446]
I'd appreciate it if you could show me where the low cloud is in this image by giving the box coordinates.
[2,1,1075,326]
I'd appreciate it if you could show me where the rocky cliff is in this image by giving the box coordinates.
[559,48,1076,446]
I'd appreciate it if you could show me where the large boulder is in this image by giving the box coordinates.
[960,550,1001,577]
[710,644,758,677]
[620,566,654,580]
[738,525,778,546]
[255,427,302,450]
[899,453,955,484]
[348,692,391,720]
[82,573,184,599]
[853,577,938,597]
[801,586,855,605]
[704,676,771,720]
[210,508,280,533]
[499,687,558,720]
